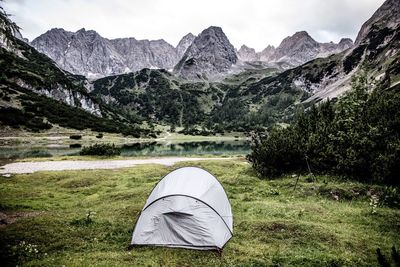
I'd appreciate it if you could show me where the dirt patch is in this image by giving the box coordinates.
[0,211,43,228]
[60,177,98,188]
[251,221,338,246]
[256,221,301,232]
[0,157,231,174]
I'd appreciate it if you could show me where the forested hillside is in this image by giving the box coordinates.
[0,8,149,136]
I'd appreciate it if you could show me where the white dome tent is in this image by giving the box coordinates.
[131,167,233,250]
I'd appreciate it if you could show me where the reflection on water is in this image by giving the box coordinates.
[120,141,250,156]
[0,140,250,159]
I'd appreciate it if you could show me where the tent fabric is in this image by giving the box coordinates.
[131,167,233,250]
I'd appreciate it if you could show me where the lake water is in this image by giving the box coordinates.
[0,140,251,159]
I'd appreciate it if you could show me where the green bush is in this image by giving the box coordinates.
[69,135,82,140]
[21,150,52,158]
[69,143,82,148]
[80,143,121,156]
[0,107,52,132]
[248,76,400,185]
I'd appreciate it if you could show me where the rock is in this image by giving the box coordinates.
[274,31,319,64]
[174,26,238,80]
[237,45,258,61]
[355,0,400,45]
[238,33,353,68]
[175,33,196,60]
[31,24,353,79]
[258,45,276,62]
[31,29,197,78]
[248,0,400,103]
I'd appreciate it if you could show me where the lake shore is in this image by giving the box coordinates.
[0,127,248,147]
[0,131,250,162]
[0,157,236,174]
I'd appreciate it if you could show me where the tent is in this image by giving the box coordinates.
[131,167,233,250]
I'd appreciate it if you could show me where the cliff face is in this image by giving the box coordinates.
[0,13,103,116]
[31,28,196,78]
[176,33,196,59]
[237,45,258,62]
[355,0,400,45]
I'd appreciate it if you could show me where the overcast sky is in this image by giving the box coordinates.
[2,0,386,51]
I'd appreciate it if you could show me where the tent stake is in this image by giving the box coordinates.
[293,154,315,192]
[305,154,316,181]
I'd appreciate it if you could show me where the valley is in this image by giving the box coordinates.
[2,0,399,137]
[0,0,400,266]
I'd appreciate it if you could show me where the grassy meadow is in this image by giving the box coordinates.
[0,159,399,266]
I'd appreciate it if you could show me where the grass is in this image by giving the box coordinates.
[0,160,399,266]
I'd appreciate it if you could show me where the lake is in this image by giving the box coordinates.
[0,140,250,159]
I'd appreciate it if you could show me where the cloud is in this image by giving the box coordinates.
[2,0,386,51]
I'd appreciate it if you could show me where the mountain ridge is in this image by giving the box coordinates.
[0,9,151,136]
[237,31,353,67]
[1,0,399,134]
[31,28,196,78]
[32,26,353,80]
[173,26,238,80]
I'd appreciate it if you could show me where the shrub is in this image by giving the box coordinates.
[69,143,82,148]
[69,135,82,140]
[0,107,52,131]
[95,133,103,139]
[22,150,52,158]
[80,143,121,156]
[248,76,400,185]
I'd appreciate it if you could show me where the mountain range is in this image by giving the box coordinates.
[237,33,353,66]
[31,25,353,80]
[1,0,399,135]
[31,28,196,78]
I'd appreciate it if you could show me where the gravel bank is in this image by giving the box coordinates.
[0,157,230,174]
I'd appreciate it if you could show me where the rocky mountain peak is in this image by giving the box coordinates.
[278,31,318,50]
[292,30,312,38]
[48,27,68,34]
[40,28,72,40]
[31,24,354,79]
[239,44,253,51]
[75,28,103,43]
[195,26,235,53]
[174,26,237,80]
[337,38,354,50]
[237,45,258,61]
[179,33,195,42]
[271,31,319,65]
[339,38,353,45]
[258,45,276,61]
[31,28,189,77]
[176,32,196,58]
